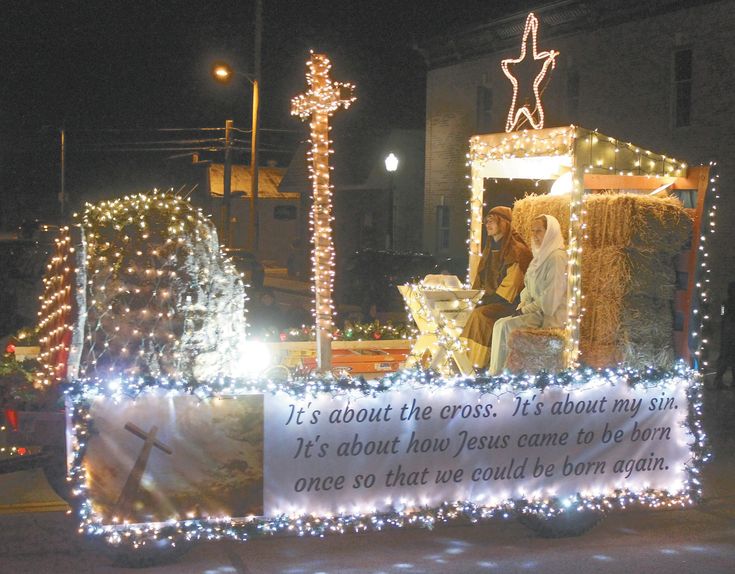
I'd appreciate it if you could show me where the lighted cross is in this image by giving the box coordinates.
[112,422,172,521]
[502,12,559,132]
[291,52,355,371]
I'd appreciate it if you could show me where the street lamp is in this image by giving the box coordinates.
[212,61,260,251]
[384,152,399,250]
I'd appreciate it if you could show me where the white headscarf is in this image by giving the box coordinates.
[527,214,564,281]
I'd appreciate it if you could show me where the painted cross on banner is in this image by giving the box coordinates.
[113,422,173,520]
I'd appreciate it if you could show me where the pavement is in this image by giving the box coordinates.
[0,380,733,574]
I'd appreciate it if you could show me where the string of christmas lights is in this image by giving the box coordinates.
[501,12,559,132]
[692,162,720,368]
[469,128,687,178]
[400,281,476,375]
[271,321,412,343]
[63,363,706,550]
[34,191,250,385]
[291,52,356,371]
[37,226,74,386]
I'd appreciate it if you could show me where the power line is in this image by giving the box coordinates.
[72,145,294,153]
[72,138,227,146]
[65,126,297,134]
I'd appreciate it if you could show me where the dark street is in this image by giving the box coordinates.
[1,382,733,574]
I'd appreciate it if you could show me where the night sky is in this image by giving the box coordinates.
[1,0,539,223]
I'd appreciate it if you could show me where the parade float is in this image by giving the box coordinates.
[32,14,717,558]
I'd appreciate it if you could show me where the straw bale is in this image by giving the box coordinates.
[621,342,675,369]
[505,328,565,373]
[581,304,675,368]
[628,251,678,300]
[582,193,691,254]
[579,247,677,367]
[512,194,570,246]
[512,192,691,256]
[579,344,622,368]
[510,192,689,370]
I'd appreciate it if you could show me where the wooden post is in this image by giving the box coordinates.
[223,119,233,247]
[291,53,355,372]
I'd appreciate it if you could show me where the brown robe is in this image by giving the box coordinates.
[462,230,532,368]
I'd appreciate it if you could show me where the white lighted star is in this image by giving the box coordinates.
[501,12,559,132]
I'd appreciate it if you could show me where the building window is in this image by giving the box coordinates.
[436,205,450,252]
[673,49,692,127]
[273,205,297,220]
[476,86,493,133]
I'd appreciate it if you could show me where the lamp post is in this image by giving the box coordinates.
[212,62,260,251]
[384,152,399,250]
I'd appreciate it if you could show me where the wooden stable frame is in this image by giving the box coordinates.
[468,126,709,367]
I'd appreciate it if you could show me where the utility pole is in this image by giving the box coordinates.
[223,119,233,247]
[249,0,262,252]
[59,128,66,217]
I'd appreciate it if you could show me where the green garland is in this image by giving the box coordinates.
[63,362,708,550]
[260,320,414,343]
[0,352,43,409]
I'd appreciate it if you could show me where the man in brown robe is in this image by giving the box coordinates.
[461,206,532,369]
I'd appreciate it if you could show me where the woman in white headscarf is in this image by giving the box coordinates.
[488,214,567,375]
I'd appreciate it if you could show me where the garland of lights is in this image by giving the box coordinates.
[400,281,477,375]
[63,363,707,550]
[270,321,413,343]
[692,162,720,368]
[36,191,249,384]
[501,12,559,132]
[37,225,75,386]
[291,52,356,371]
[469,128,687,179]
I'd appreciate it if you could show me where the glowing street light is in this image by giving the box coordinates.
[384,152,399,249]
[211,62,261,251]
[213,63,232,81]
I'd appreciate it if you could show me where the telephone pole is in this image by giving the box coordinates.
[223,119,233,247]
[59,128,66,217]
[249,0,262,251]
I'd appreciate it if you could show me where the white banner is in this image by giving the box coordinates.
[83,379,691,523]
[264,382,690,516]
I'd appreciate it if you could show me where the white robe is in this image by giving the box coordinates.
[488,248,567,375]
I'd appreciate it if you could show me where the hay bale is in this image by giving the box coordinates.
[580,249,678,367]
[512,194,570,246]
[579,344,623,368]
[583,193,691,254]
[512,193,691,255]
[512,192,690,369]
[628,250,678,299]
[505,328,566,373]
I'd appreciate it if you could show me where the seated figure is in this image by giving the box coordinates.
[489,214,568,375]
[461,206,532,368]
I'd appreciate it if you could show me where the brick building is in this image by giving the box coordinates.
[421,0,735,315]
